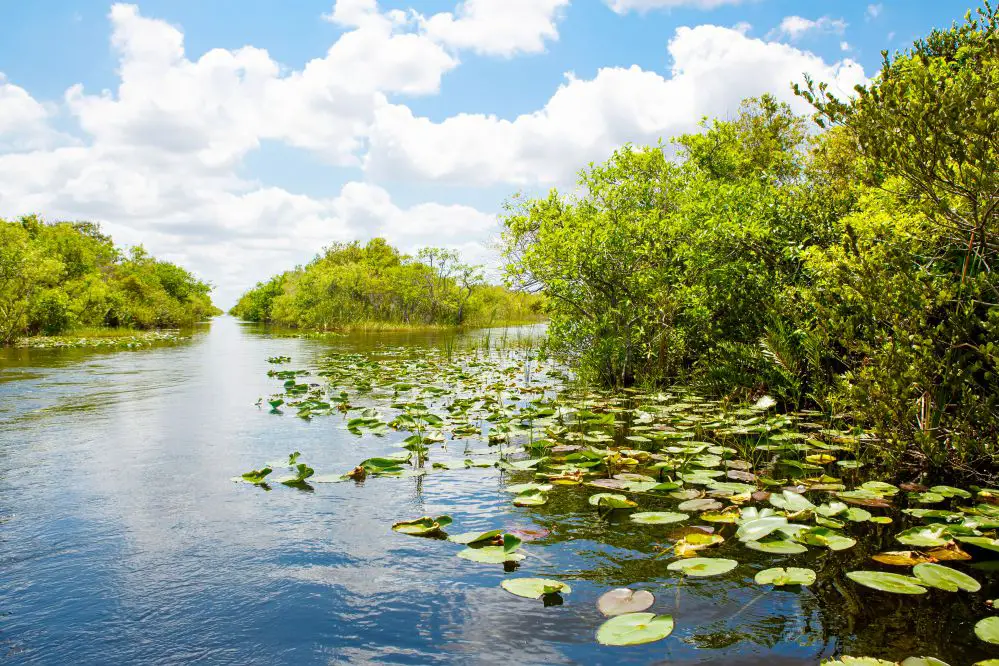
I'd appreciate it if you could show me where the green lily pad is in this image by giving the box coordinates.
[667,557,737,577]
[796,527,856,551]
[956,536,999,553]
[754,567,816,586]
[500,578,571,599]
[457,546,526,564]
[596,612,675,646]
[769,490,816,512]
[392,515,452,536]
[745,537,808,554]
[976,616,999,644]
[597,588,655,616]
[448,529,503,545]
[912,563,981,592]
[630,511,689,525]
[678,498,724,512]
[737,517,789,542]
[846,571,928,594]
[896,526,952,548]
[588,493,638,509]
[513,490,549,507]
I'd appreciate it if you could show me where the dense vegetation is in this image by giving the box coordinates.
[502,6,999,477]
[230,238,543,329]
[0,215,220,344]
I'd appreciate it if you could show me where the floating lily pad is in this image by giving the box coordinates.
[846,571,927,594]
[769,490,815,513]
[754,567,816,586]
[745,537,808,554]
[737,517,789,542]
[897,526,953,548]
[596,613,675,646]
[597,588,655,616]
[448,529,502,545]
[457,546,526,564]
[500,578,571,599]
[872,551,935,567]
[513,490,549,507]
[667,557,737,577]
[912,563,981,592]
[678,498,724,512]
[589,493,638,509]
[675,532,724,557]
[976,617,999,644]
[630,511,689,525]
[392,515,452,537]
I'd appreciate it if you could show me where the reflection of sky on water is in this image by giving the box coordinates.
[0,318,980,664]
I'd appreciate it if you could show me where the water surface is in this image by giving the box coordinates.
[0,317,992,665]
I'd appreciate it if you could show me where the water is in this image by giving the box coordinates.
[0,317,993,665]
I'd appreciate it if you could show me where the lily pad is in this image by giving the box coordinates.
[846,571,927,594]
[457,546,526,564]
[745,537,808,554]
[754,567,816,586]
[630,511,689,525]
[667,557,737,577]
[678,498,724,512]
[737,517,789,542]
[912,563,980,592]
[392,515,452,537]
[448,529,503,545]
[589,493,638,509]
[501,578,571,599]
[596,613,675,646]
[975,616,999,644]
[597,588,655,616]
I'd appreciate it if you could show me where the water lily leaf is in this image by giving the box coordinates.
[976,616,999,644]
[816,501,849,518]
[822,658,895,665]
[912,563,981,592]
[897,526,953,548]
[701,511,740,523]
[392,515,452,537]
[956,536,999,553]
[596,612,674,646]
[745,537,808,554]
[237,466,272,485]
[846,571,927,594]
[457,546,525,564]
[930,486,971,499]
[795,527,856,551]
[500,578,571,599]
[754,567,816,586]
[736,517,788,542]
[926,544,972,561]
[448,529,503,545]
[589,493,638,509]
[769,490,815,512]
[910,492,946,504]
[872,551,935,567]
[899,658,950,666]
[678,498,723,512]
[806,454,836,464]
[597,588,655,616]
[844,507,872,522]
[667,557,737,577]
[505,483,553,494]
[630,511,689,525]
[675,533,724,557]
[513,490,549,507]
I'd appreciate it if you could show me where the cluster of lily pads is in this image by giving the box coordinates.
[15,330,188,349]
[238,346,999,659]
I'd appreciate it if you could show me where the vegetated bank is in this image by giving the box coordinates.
[501,5,998,479]
[229,238,544,330]
[1,215,221,346]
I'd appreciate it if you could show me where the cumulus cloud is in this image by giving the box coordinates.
[364,24,867,186]
[0,1,866,307]
[769,15,848,41]
[606,0,749,13]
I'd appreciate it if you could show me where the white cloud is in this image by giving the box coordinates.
[606,0,749,13]
[421,0,570,57]
[364,24,867,186]
[770,15,848,41]
[0,74,64,152]
[866,3,883,20]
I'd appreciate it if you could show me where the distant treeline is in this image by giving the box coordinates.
[501,5,999,475]
[230,238,544,329]
[0,215,220,344]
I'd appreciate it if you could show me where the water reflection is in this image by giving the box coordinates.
[0,317,987,664]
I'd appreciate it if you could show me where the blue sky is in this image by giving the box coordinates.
[0,0,974,306]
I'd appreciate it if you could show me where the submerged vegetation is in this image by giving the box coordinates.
[0,215,219,345]
[501,6,999,479]
[230,238,544,330]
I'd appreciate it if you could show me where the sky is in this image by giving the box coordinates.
[0,0,973,307]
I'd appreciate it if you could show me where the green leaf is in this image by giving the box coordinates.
[500,578,571,599]
[667,557,737,577]
[596,613,675,646]
[630,511,689,525]
[597,588,655,617]
[976,617,999,644]
[754,567,816,586]
[846,571,927,594]
[911,563,980,592]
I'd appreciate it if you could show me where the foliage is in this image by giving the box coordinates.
[0,215,219,344]
[230,238,543,329]
[501,4,999,478]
